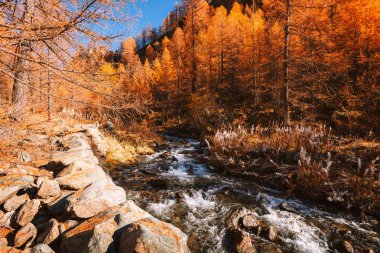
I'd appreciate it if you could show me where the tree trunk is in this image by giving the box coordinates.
[10,0,34,120]
[11,42,31,120]
[283,0,291,126]
[191,3,197,93]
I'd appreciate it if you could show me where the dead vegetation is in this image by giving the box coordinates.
[206,125,380,218]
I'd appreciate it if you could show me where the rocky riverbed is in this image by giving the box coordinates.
[110,136,380,253]
[0,124,190,253]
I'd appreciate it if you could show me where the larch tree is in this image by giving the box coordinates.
[183,0,210,93]
[0,0,137,121]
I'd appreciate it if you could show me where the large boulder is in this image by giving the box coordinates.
[4,194,29,212]
[16,200,40,226]
[14,223,37,248]
[65,181,126,218]
[51,149,98,168]
[119,217,191,253]
[226,229,255,253]
[56,160,110,190]
[61,201,151,253]
[0,175,34,204]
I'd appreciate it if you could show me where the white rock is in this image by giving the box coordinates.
[65,181,126,218]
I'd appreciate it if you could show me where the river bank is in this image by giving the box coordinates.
[0,117,190,253]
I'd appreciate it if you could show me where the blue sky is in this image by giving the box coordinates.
[110,0,178,50]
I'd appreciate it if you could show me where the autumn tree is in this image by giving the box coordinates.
[0,0,137,120]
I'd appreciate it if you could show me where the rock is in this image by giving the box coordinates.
[216,186,234,195]
[65,181,126,218]
[0,247,22,252]
[0,211,15,228]
[14,223,37,248]
[118,217,190,253]
[335,240,355,253]
[50,149,98,168]
[0,238,8,248]
[0,166,52,178]
[175,192,185,201]
[16,199,40,226]
[56,160,110,190]
[259,244,283,253]
[147,179,168,189]
[37,178,60,199]
[262,226,277,242]
[58,220,78,234]
[279,202,297,213]
[242,215,259,230]
[19,151,31,162]
[227,229,256,253]
[30,244,55,253]
[87,127,109,156]
[226,208,249,230]
[61,133,92,151]
[363,249,374,253]
[37,219,60,245]
[171,156,178,162]
[0,175,34,204]
[0,227,13,241]
[104,121,115,132]
[4,194,29,212]
[23,134,49,145]
[61,201,151,253]
[47,191,74,216]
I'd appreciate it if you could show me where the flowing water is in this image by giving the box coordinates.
[110,136,380,253]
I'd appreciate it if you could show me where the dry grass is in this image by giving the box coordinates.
[207,124,380,217]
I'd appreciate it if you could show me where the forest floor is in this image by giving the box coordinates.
[0,107,161,173]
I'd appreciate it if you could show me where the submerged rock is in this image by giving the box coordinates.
[262,226,277,242]
[279,202,298,213]
[226,229,256,253]
[65,181,126,218]
[335,240,355,253]
[226,208,249,230]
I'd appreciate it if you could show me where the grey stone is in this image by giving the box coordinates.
[56,160,110,190]
[65,181,126,218]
